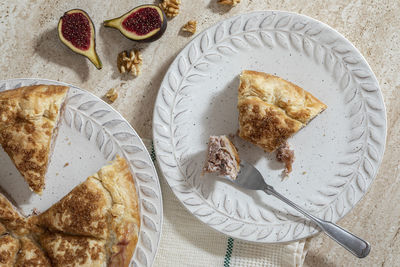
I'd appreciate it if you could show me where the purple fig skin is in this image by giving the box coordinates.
[104,5,167,42]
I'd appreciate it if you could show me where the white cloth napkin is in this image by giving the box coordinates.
[143,139,309,267]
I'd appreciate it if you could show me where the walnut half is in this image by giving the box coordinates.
[117,50,142,77]
[160,0,181,18]
[182,20,197,35]
[218,0,241,6]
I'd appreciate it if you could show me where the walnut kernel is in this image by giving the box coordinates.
[105,88,118,103]
[218,0,240,6]
[182,20,197,35]
[117,50,142,77]
[160,0,181,18]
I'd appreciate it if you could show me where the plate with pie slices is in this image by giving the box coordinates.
[0,78,162,267]
[153,11,387,243]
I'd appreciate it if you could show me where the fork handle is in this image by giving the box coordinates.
[264,186,370,258]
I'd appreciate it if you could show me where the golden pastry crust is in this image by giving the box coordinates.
[37,156,140,267]
[93,155,140,267]
[0,234,19,266]
[37,177,112,239]
[0,85,69,194]
[0,193,30,236]
[0,224,5,236]
[238,70,327,152]
[39,232,106,267]
[15,237,51,267]
[222,136,240,167]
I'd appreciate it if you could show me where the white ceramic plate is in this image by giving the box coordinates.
[153,11,386,243]
[0,78,162,267]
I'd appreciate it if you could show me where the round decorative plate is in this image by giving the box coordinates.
[0,78,162,267]
[153,11,386,243]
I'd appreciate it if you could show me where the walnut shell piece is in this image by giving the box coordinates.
[218,0,241,6]
[105,88,118,103]
[159,0,181,18]
[117,50,142,77]
[182,20,197,35]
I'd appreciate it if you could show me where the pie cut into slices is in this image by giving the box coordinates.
[37,155,140,267]
[238,70,327,152]
[0,85,69,194]
[203,135,240,180]
[0,156,140,267]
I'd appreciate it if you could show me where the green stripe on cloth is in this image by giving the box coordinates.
[150,141,156,162]
[224,237,234,267]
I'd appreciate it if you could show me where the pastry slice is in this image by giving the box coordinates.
[39,232,106,267]
[37,176,112,239]
[37,156,140,267]
[238,70,327,152]
[0,234,19,267]
[0,192,30,236]
[15,237,51,267]
[0,85,69,194]
[203,135,240,180]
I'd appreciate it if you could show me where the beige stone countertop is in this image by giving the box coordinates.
[0,0,399,266]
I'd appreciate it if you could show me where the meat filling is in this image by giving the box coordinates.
[276,142,295,176]
[203,136,240,180]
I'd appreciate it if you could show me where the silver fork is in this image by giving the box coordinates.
[227,160,370,258]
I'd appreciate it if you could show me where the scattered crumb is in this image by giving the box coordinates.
[302,171,307,175]
[276,142,295,176]
[105,88,118,103]
[68,141,71,145]
[56,173,59,176]
[63,163,69,168]
[281,173,289,181]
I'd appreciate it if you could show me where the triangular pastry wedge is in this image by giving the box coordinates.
[37,176,112,239]
[39,232,106,267]
[238,70,327,152]
[0,85,69,194]
[37,156,140,267]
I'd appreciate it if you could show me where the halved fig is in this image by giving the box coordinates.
[58,9,102,69]
[104,5,167,42]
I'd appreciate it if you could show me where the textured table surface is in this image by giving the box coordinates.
[0,1,399,266]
